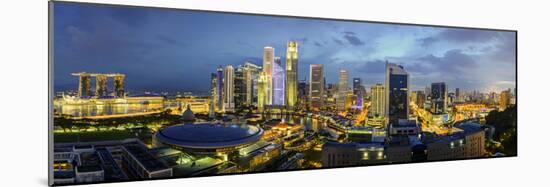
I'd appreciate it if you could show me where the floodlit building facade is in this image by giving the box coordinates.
[352,78,363,109]
[272,57,285,106]
[385,62,409,125]
[223,65,235,112]
[285,41,298,107]
[431,82,448,114]
[370,83,385,117]
[263,46,274,105]
[309,64,324,110]
[337,69,349,111]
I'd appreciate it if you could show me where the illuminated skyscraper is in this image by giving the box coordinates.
[370,83,385,117]
[95,74,108,97]
[416,91,426,109]
[298,79,308,108]
[74,72,92,98]
[337,69,349,111]
[385,62,409,124]
[210,73,218,111]
[234,66,246,108]
[263,46,274,105]
[243,62,261,106]
[257,71,268,111]
[310,64,324,110]
[272,57,285,106]
[285,41,298,107]
[216,66,223,111]
[223,65,235,112]
[455,88,461,102]
[431,82,448,114]
[499,90,511,111]
[352,78,363,109]
[113,74,125,98]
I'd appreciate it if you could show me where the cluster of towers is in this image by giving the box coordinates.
[210,41,299,112]
[71,72,125,98]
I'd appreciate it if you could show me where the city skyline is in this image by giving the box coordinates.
[50,2,517,185]
[54,2,516,93]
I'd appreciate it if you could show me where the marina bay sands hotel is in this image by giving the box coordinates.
[71,72,125,98]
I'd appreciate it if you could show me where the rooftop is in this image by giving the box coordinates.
[155,123,263,149]
[123,143,170,172]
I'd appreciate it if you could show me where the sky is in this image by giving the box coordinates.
[53,2,516,94]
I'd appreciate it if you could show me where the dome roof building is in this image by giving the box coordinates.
[181,104,196,122]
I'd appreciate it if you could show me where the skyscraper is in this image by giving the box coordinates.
[223,65,235,112]
[370,84,385,117]
[95,74,108,97]
[243,62,261,106]
[285,41,298,107]
[298,79,308,108]
[216,66,223,111]
[257,71,268,111]
[263,46,274,105]
[385,62,409,125]
[234,66,246,108]
[210,73,218,112]
[113,74,125,98]
[412,91,426,109]
[272,57,285,106]
[455,88,461,103]
[337,69,349,111]
[499,90,511,111]
[431,82,447,114]
[310,64,324,110]
[352,78,363,109]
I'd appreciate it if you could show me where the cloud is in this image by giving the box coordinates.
[333,37,344,45]
[490,32,516,63]
[412,49,477,75]
[292,37,309,44]
[343,32,365,46]
[438,28,499,42]
[356,59,386,74]
[314,41,323,47]
[417,28,501,47]
[343,31,356,35]
[417,37,437,47]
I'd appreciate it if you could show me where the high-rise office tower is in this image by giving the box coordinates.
[352,78,363,109]
[95,74,108,97]
[411,91,426,109]
[499,90,511,111]
[298,79,308,108]
[431,82,447,114]
[310,64,324,110]
[272,57,285,106]
[234,66,246,108]
[370,83,385,117]
[455,88,461,102]
[257,71,268,111]
[113,74,125,98]
[337,69,349,111]
[263,46,274,105]
[285,41,298,107]
[243,62,261,106]
[385,62,409,125]
[410,91,417,105]
[223,65,235,112]
[216,66,224,111]
[210,73,218,112]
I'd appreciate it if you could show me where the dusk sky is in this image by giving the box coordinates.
[53,2,516,94]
